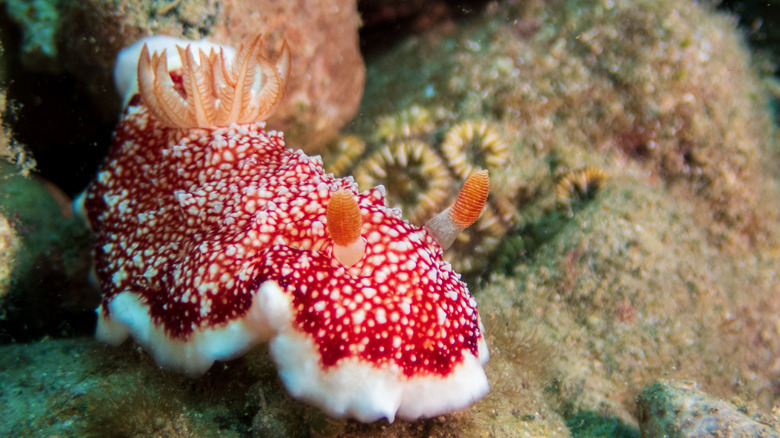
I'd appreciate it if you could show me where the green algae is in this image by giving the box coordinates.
[4,0,62,72]
[0,161,94,341]
[566,410,639,438]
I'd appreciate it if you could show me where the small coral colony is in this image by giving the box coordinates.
[76,33,492,422]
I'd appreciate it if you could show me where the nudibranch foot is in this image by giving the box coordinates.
[259,280,490,422]
[81,33,491,423]
[96,287,274,377]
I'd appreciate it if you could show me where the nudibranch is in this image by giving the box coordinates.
[76,33,490,423]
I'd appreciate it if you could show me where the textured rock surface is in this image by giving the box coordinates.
[477,177,780,429]
[638,380,780,438]
[0,212,17,301]
[1,86,93,340]
[0,162,95,342]
[0,89,36,175]
[328,0,780,431]
[327,0,778,274]
[0,337,568,436]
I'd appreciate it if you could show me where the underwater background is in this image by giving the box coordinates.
[1,0,779,436]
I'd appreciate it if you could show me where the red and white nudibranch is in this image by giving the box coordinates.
[76,33,490,423]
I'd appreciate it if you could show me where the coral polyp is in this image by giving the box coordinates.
[555,166,609,210]
[441,120,509,179]
[322,135,366,176]
[375,105,437,142]
[354,140,452,224]
[326,108,521,272]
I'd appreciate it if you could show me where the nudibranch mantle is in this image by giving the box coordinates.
[77,34,489,423]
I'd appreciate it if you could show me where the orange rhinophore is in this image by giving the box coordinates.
[425,170,490,250]
[327,189,366,267]
[327,189,363,246]
[450,170,490,229]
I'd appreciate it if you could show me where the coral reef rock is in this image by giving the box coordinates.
[0,212,17,301]
[638,380,780,438]
[0,162,95,342]
[332,0,778,272]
